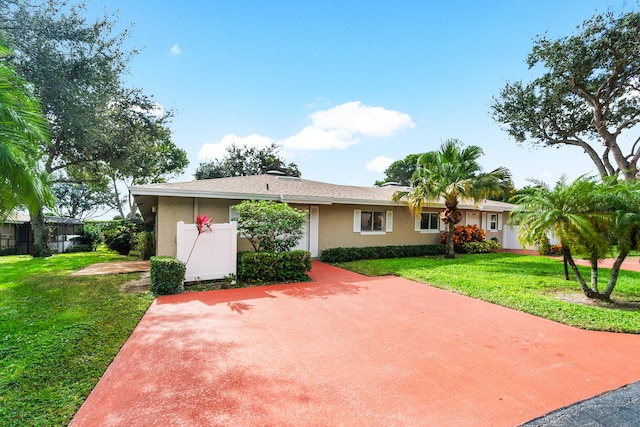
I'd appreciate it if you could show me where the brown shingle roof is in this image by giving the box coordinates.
[130,174,515,210]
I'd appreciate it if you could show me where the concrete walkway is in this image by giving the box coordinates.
[70,261,640,426]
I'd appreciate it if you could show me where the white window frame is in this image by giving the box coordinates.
[489,213,498,231]
[415,211,445,233]
[353,209,393,235]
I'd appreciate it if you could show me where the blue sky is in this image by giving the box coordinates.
[88,0,636,188]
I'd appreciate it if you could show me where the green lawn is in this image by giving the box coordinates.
[337,252,640,333]
[0,251,153,426]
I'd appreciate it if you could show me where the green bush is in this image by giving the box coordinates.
[150,256,186,296]
[103,222,140,255]
[238,250,312,283]
[65,244,93,253]
[133,231,155,260]
[319,244,445,263]
[460,240,501,254]
[75,224,101,250]
[0,248,19,256]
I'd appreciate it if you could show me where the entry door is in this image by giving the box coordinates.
[292,206,319,257]
[465,212,480,227]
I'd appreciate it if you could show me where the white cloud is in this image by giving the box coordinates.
[198,134,275,160]
[170,43,182,55]
[310,101,415,137]
[366,156,395,173]
[280,101,414,151]
[280,126,360,150]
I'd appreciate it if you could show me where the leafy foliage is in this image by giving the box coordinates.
[150,256,186,295]
[510,176,640,299]
[374,153,422,186]
[195,142,300,179]
[103,222,141,255]
[132,231,155,260]
[319,244,446,263]
[0,34,52,221]
[237,250,312,283]
[235,200,307,252]
[492,11,640,182]
[440,224,486,245]
[52,182,113,220]
[393,139,512,258]
[76,224,102,251]
[460,240,500,254]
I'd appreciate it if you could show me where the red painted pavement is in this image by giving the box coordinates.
[70,261,640,426]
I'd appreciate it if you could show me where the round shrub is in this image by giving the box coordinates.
[103,222,140,255]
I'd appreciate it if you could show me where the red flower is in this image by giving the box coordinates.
[195,214,213,234]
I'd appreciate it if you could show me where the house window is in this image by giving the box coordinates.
[361,211,385,232]
[489,214,498,231]
[420,212,440,231]
[354,209,393,233]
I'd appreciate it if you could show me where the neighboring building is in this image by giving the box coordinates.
[1,212,84,255]
[130,173,519,258]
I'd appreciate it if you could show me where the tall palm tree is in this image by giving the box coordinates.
[393,139,512,258]
[509,176,610,299]
[0,35,52,222]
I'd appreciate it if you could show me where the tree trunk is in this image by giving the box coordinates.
[590,255,599,294]
[445,220,455,259]
[111,175,126,219]
[603,249,629,299]
[563,248,597,298]
[29,206,52,258]
[563,255,569,280]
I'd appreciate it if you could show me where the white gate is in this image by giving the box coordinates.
[176,221,237,282]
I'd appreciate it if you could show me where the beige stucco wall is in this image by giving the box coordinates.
[154,195,510,257]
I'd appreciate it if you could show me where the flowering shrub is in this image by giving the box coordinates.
[440,224,486,245]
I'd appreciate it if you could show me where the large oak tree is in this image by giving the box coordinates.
[492,11,640,182]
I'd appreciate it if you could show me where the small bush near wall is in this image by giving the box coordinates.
[150,256,186,296]
[133,231,155,260]
[319,245,446,263]
[238,250,312,284]
[460,240,501,254]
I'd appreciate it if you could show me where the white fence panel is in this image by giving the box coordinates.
[176,221,237,282]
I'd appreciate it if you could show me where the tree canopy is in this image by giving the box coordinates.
[195,143,301,179]
[374,153,422,186]
[1,1,184,255]
[393,139,512,258]
[510,176,640,300]
[0,33,52,221]
[491,11,640,182]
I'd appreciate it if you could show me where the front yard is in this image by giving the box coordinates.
[337,252,640,333]
[0,251,153,426]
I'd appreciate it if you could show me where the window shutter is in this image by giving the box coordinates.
[498,213,503,231]
[386,210,393,232]
[481,212,487,230]
[415,215,421,231]
[439,217,446,231]
[353,209,361,232]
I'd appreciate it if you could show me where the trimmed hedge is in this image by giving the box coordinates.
[460,240,501,254]
[150,256,186,296]
[319,244,446,263]
[238,250,312,283]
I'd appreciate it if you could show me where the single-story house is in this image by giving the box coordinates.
[130,172,520,258]
[1,212,84,255]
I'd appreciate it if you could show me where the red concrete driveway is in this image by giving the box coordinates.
[71,262,640,426]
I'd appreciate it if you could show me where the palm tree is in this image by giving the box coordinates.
[0,35,52,222]
[393,139,512,258]
[509,176,611,299]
